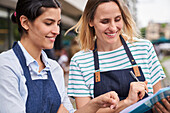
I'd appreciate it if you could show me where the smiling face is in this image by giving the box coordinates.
[23,7,61,50]
[89,1,123,51]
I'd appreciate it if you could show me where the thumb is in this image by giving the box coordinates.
[144,81,148,85]
[144,81,148,92]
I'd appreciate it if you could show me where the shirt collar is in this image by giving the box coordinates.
[18,41,50,69]
[41,50,50,69]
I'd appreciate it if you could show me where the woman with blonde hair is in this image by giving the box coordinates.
[0,0,120,113]
[67,0,169,112]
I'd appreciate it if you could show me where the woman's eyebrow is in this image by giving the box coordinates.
[45,18,61,23]
[45,18,55,22]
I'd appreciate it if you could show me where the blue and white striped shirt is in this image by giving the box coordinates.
[67,38,166,98]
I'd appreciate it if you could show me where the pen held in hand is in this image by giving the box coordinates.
[130,71,149,95]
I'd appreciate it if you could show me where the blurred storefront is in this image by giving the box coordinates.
[0,0,87,52]
[0,0,137,52]
[0,4,14,52]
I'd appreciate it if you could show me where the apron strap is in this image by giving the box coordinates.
[120,35,137,65]
[12,42,27,68]
[93,35,137,71]
[12,42,32,81]
[12,42,61,112]
[93,40,99,71]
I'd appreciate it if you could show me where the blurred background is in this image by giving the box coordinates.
[0,0,170,88]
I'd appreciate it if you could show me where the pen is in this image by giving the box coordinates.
[130,71,148,95]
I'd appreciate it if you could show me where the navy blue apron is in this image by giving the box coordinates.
[13,42,61,113]
[93,35,152,113]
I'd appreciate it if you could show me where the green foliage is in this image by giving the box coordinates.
[140,27,146,38]
[161,23,167,28]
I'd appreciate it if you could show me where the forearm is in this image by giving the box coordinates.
[95,99,132,113]
[75,91,119,113]
[75,100,100,113]
[153,80,162,94]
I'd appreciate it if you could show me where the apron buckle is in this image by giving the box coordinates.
[132,65,141,77]
[95,70,101,82]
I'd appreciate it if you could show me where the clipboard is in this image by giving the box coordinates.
[120,87,170,113]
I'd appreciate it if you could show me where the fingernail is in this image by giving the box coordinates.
[110,105,114,109]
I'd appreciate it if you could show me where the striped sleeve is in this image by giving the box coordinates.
[147,41,166,86]
[67,57,91,97]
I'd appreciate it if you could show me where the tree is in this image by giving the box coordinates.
[140,27,146,38]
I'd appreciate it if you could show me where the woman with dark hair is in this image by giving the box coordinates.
[0,0,119,113]
[67,0,169,112]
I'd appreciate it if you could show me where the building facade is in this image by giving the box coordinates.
[164,24,170,39]
[146,21,170,41]
[0,0,86,52]
[0,0,137,52]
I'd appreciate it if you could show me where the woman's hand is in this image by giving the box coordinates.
[57,104,69,113]
[152,96,170,113]
[75,91,119,113]
[124,81,148,105]
[92,91,120,109]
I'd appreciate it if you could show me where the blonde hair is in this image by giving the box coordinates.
[66,0,140,51]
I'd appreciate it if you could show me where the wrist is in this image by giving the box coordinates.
[87,99,100,112]
[124,98,135,106]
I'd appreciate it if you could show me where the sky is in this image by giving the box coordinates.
[136,0,170,28]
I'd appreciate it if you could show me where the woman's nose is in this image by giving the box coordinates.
[109,22,117,32]
[52,25,60,35]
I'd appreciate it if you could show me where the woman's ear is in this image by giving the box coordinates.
[89,20,94,27]
[20,15,29,31]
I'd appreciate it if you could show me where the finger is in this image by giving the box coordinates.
[102,94,117,106]
[101,98,116,108]
[102,103,116,109]
[152,106,156,113]
[110,91,118,98]
[102,104,107,108]
[167,96,170,102]
[154,104,162,113]
[144,81,149,92]
[161,98,170,111]
[106,91,119,109]
[155,102,168,113]
[144,81,148,85]
[110,91,119,103]
[138,91,145,100]
[110,104,116,109]
[138,84,146,99]
[127,82,147,103]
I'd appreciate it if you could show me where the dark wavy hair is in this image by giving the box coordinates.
[11,0,61,35]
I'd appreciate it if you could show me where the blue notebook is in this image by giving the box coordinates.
[120,87,170,113]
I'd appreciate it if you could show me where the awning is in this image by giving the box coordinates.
[152,37,170,44]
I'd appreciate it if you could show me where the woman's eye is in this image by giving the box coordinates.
[115,17,121,22]
[101,19,109,24]
[45,23,52,25]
